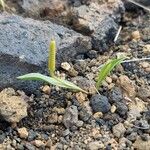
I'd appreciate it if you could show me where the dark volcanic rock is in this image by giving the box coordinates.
[19,0,125,52]
[20,0,67,18]
[115,102,128,116]
[90,94,111,113]
[109,87,123,104]
[72,0,125,51]
[0,13,91,92]
[124,0,150,11]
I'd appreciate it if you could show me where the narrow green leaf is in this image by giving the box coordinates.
[96,57,125,89]
[0,0,5,10]
[55,77,88,93]
[17,73,67,88]
[17,73,87,93]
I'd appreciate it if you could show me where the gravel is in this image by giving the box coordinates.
[90,94,111,113]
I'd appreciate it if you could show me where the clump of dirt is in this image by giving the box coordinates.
[0,1,150,150]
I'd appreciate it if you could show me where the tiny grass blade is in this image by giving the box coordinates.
[0,0,5,10]
[96,57,125,89]
[17,73,67,88]
[55,77,88,94]
[17,73,87,93]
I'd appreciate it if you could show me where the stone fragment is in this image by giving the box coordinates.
[41,85,51,95]
[88,141,104,150]
[143,44,150,54]
[75,92,87,104]
[133,137,150,150]
[17,127,29,139]
[127,97,147,122]
[118,75,136,98]
[47,113,58,124]
[137,86,150,100]
[0,88,28,123]
[33,140,45,148]
[140,62,150,69]
[63,105,80,129]
[93,112,103,119]
[21,0,66,18]
[115,102,128,116]
[109,87,123,103]
[112,123,126,138]
[61,62,71,71]
[90,94,111,113]
[72,0,124,51]
[111,105,117,113]
[131,30,141,40]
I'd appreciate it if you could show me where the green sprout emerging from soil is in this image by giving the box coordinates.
[0,0,5,10]
[96,57,125,89]
[17,39,125,94]
[17,39,87,93]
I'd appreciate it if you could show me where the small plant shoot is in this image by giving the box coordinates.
[48,39,56,77]
[17,39,87,93]
[0,0,5,10]
[96,57,125,89]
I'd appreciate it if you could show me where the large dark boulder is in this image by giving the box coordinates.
[0,13,91,92]
[72,0,125,51]
[19,0,125,52]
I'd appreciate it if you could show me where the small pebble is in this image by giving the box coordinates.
[93,112,103,119]
[106,77,112,84]
[41,85,51,95]
[143,44,150,54]
[33,140,45,148]
[47,113,58,124]
[61,62,71,71]
[17,127,28,139]
[131,30,140,40]
[75,92,86,104]
[140,62,149,68]
[113,123,126,138]
[52,107,65,115]
[111,105,117,113]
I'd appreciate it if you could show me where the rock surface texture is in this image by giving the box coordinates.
[72,0,125,51]
[63,105,83,130]
[124,0,150,10]
[0,13,91,92]
[0,88,28,123]
[19,0,125,51]
[0,0,125,92]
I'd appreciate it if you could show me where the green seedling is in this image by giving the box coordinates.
[48,39,56,77]
[0,0,5,10]
[17,39,87,94]
[96,57,125,89]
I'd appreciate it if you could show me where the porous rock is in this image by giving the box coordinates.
[112,123,126,138]
[72,0,125,51]
[118,75,136,98]
[0,13,91,92]
[133,137,150,150]
[20,0,125,52]
[20,0,67,18]
[124,0,150,11]
[109,87,123,103]
[17,127,29,139]
[90,94,111,113]
[63,105,80,129]
[0,88,28,123]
